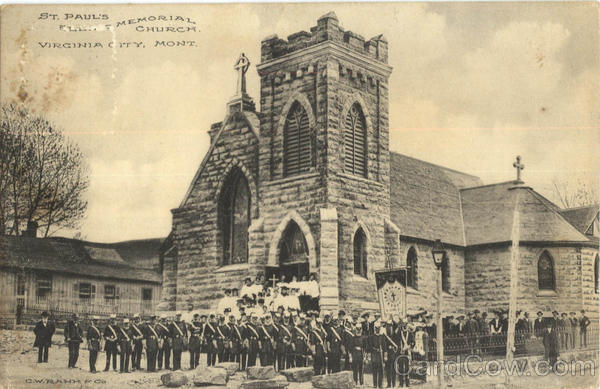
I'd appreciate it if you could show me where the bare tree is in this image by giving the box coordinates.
[552,177,599,209]
[0,103,89,237]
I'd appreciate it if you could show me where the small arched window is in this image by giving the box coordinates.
[219,168,250,265]
[353,228,368,278]
[406,247,418,290]
[594,255,599,294]
[344,103,367,177]
[441,256,450,293]
[284,102,312,176]
[538,251,556,291]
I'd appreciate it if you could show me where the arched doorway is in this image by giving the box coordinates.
[265,220,310,286]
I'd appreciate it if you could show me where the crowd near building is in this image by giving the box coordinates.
[2,10,598,386]
[31,285,596,387]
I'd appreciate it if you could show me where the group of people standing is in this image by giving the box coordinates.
[441,308,593,357]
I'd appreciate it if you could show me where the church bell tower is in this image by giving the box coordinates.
[256,12,393,310]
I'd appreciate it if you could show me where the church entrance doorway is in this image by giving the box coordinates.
[266,220,310,285]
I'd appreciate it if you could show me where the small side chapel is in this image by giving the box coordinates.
[159,13,599,318]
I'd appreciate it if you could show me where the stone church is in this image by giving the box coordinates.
[159,13,599,317]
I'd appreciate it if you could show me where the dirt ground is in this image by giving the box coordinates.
[0,330,597,389]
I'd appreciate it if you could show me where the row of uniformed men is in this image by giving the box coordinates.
[65,310,419,388]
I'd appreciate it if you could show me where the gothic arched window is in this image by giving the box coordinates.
[284,102,312,177]
[407,247,418,290]
[279,221,309,264]
[344,103,367,177]
[353,228,368,278]
[219,168,250,265]
[441,256,450,293]
[594,255,599,294]
[538,251,556,291]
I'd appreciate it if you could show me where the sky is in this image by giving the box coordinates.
[1,3,598,242]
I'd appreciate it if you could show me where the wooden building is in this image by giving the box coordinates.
[0,234,162,326]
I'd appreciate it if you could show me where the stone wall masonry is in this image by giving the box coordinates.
[167,111,260,311]
[465,244,596,316]
[400,241,466,315]
[319,208,339,310]
[517,245,582,314]
[581,247,599,315]
[465,245,511,313]
[157,249,178,311]
[260,12,388,64]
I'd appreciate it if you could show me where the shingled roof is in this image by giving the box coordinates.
[560,205,599,235]
[460,182,590,246]
[389,152,482,246]
[0,235,162,283]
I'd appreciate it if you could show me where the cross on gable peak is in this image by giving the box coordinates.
[513,155,525,182]
[234,53,250,95]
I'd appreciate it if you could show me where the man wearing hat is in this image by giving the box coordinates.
[368,321,385,388]
[542,320,560,372]
[156,314,171,370]
[118,318,133,373]
[64,313,83,368]
[238,314,249,370]
[144,315,160,372]
[227,314,242,365]
[275,311,293,370]
[296,314,312,367]
[130,314,144,371]
[259,313,278,367]
[309,318,327,376]
[103,314,119,371]
[86,316,102,373]
[569,312,578,349]
[170,312,188,370]
[33,311,55,364]
[383,319,399,388]
[349,323,366,386]
[203,314,217,366]
[534,311,545,338]
[326,316,344,373]
[188,313,202,369]
[216,314,231,363]
[579,309,591,348]
[245,314,261,367]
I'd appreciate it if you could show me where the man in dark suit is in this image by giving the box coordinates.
[144,315,160,372]
[170,312,188,370]
[579,310,591,348]
[130,314,145,371]
[156,315,172,370]
[64,313,83,368]
[118,318,133,373]
[542,322,560,372]
[103,314,119,371]
[33,311,55,363]
[533,311,545,338]
[86,316,102,373]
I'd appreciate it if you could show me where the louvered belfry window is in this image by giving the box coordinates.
[284,102,312,176]
[344,103,367,177]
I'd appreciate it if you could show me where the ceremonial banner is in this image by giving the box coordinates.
[374,268,407,320]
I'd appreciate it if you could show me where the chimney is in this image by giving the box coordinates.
[25,221,38,238]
